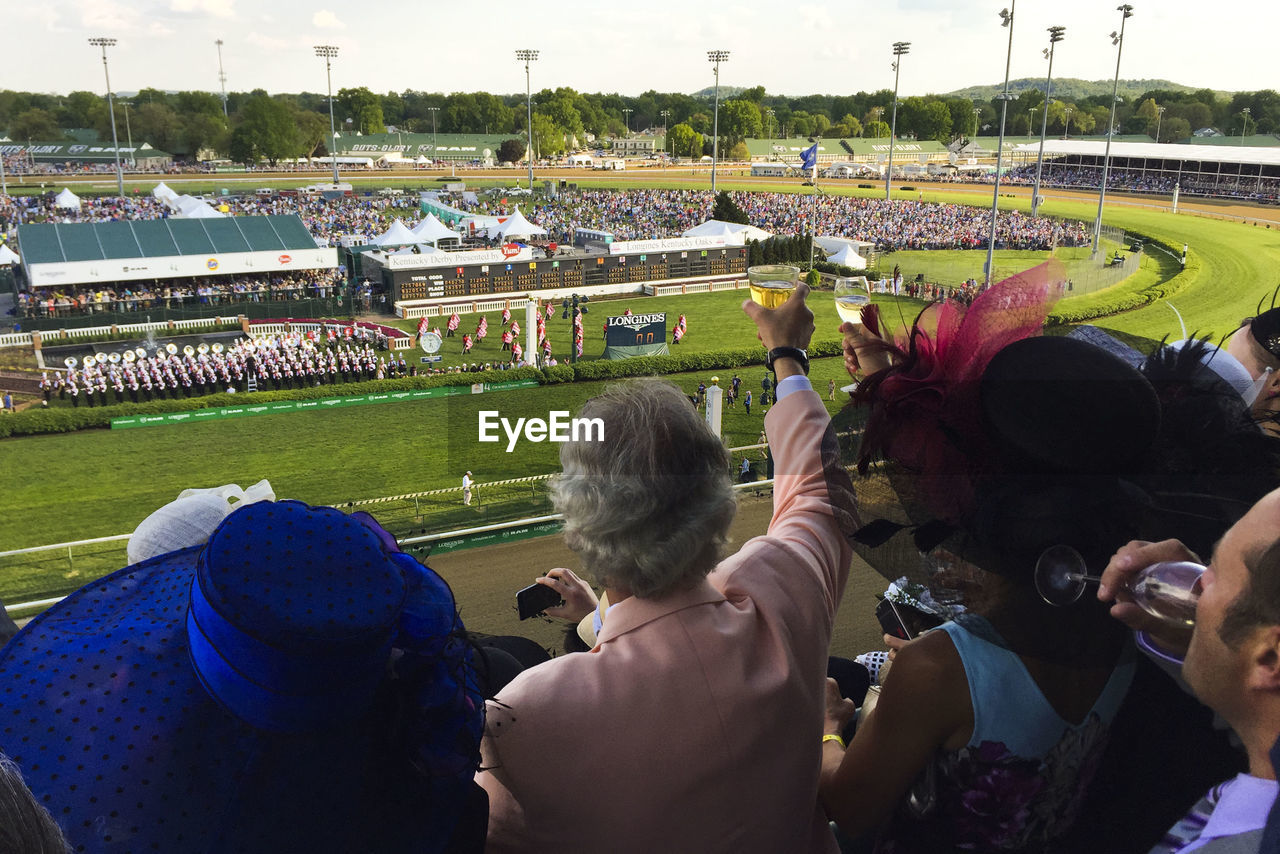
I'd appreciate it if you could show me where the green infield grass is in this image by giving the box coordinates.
[0,357,857,606]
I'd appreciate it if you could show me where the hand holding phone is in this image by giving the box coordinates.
[517,583,564,620]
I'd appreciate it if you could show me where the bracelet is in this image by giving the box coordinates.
[822,733,846,749]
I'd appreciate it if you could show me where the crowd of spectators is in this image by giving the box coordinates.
[13,270,348,318]
[943,162,1280,204]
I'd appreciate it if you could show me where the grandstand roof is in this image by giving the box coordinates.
[17,215,338,288]
[331,132,518,160]
[0,140,172,163]
[19,215,317,264]
[1010,139,1280,167]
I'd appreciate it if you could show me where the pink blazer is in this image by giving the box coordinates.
[478,388,858,853]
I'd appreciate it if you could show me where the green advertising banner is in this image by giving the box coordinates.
[110,379,542,430]
[418,518,564,556]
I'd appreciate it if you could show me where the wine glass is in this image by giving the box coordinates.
[1034,544,1203,628]
[747,265,799,308]
[834,276,872,393]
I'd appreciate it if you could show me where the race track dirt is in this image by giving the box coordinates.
[432,490,888,662]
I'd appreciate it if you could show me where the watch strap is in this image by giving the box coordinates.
[766,346,809,375]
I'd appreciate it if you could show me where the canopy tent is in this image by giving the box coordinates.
[151,182,179,202]
[53,188,81,210]
[680,219,771,243]
[174,202,226,219]
[491,207,547,241]
[390,244,440,256]
[0,244,19,265]
[567,154,593,166]
[825,244,867,269]
[411,214,460,244]
[371,219,426,247]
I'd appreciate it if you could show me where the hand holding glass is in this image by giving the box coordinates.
[1035,544,1203,628]
[747,265,799,309]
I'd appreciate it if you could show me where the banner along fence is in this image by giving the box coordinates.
[110,379,542,429]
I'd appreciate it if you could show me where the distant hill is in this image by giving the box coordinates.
[944,78,1222,102]
[692,86,747,99]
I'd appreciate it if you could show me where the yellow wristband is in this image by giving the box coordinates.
[822,733,846,749]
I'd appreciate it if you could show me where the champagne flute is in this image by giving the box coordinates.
[747,265,799,308]
[835,276,872,393]
[1034,544,1203,628]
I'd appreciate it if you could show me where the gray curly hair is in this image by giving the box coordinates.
[550,378,737,599]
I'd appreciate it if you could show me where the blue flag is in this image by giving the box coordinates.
[800,143,819,172]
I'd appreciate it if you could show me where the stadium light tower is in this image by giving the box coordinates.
[516,49,538,189]
[984,5,1017,287]
[1242,107,1252,144]
[1092,4,1134,256]
[622,108,632,135]
[1031,26,1065,218]
[659,109,671,153]
[708,50,730,194]
[1155,104,1165,142]
[215,39,229,121]
[1063,105,1073,137]
[885,41,910,201]
[88,37,125,198]
[314,45,341,186]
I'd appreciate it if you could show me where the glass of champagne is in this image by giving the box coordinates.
[1034,544,1203,628]
[835,276,872,392]
[747,265,799,308]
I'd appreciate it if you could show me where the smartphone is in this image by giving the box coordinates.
[875,598,943,641]
[516,582,563,620]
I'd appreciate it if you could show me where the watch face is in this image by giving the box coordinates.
[420,332,442,354]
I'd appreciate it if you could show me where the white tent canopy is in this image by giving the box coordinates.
[151,182,179,201]
[491,207,548,241]
[391,244,440,256]
[825,245,867,269]
[0,244,19,265]
[176,202,226,219]
[54,188,81,210]
[372,219,426,247]
[411,213,460,244]
[681,219,772,243]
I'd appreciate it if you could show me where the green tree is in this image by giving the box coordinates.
[719,100,762,142]
[1135,98,1160,121]
[920,100,953,143]
[337,87,385,134]
[668,123,702,158]
[498,137,526,163]
[10,108,61,140]
[130,103,181,153]
[181,113,230,158]
[1161,116,1191,142]
[711,191,749,224]
[864,120,890,139]
[59,91,105,128]
[530,112,565,157]
[233,95,303,165]
[294,110,328,159]
[728,140,751,161]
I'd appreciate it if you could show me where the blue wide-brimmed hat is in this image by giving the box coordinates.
[0,500,485,854]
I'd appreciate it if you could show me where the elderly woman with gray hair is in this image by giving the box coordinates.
[477,283,860,853]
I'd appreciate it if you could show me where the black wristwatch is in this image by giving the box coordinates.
[765,346,809,375]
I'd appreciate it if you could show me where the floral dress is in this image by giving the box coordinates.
[876,619,1135,853]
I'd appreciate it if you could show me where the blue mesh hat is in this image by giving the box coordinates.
[0,500,485,854]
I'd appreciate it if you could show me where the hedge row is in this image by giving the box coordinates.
[1045,232,1196,326]
[5,345,850,438]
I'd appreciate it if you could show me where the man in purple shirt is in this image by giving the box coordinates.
[1101,488,1280,852]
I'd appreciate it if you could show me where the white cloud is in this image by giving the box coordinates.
[170,0,236,17]
[312,9,344,29]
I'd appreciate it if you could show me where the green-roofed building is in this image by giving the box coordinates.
[331,132,521,164]
[17,215,337,289]
[743,137,950,165]
[1182,134,1280,147]
[0,140,172,169]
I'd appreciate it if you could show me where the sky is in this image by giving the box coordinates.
[9,0,1278,101]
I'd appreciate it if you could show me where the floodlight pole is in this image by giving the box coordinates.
[1092,5,1134,256]
[1155,104,1165,142]
[428,106,439,161]
[215,39,229,121]
[1241,108,1252,145]
[885,42,909,201]
[708,50,729,195]
[89,37,125,198]
[1031,26,1065,218]
[985,5,1016,287]
[516,50,538,189]
[315,45,341,186]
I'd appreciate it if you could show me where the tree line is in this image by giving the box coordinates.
[1,83,1276,163]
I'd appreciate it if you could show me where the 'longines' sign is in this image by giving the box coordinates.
[606,314,667,347]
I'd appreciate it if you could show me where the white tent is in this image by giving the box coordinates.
[567,153,593,166]
[411,214,460,244]
[151,182,179,201]
[54,188,81,210]
[492,207,547,241]
[0,244,19,265]
[176,202,226,219]
[682,220,737,238]
[372,219,426,247]
[826,244,867,270]
[390,244,440,256]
